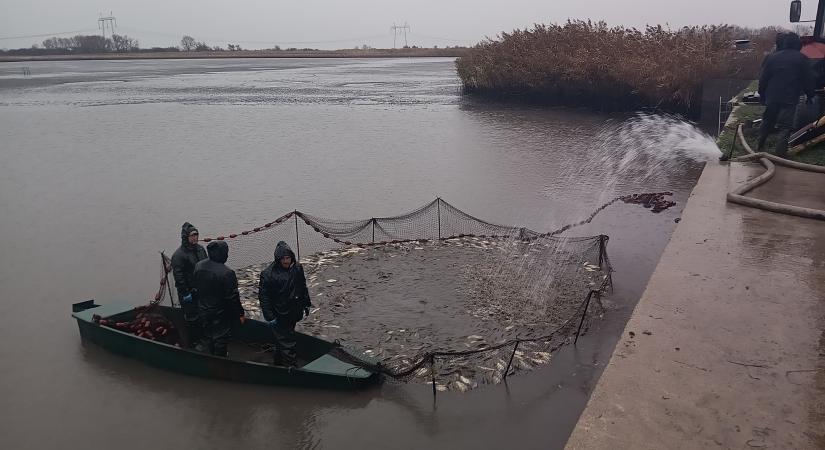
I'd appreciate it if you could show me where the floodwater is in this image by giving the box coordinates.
[0,58,712,449]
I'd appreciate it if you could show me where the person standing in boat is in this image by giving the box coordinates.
[193,241,246,357]
[258,241,312,367]
[170,222,207,348]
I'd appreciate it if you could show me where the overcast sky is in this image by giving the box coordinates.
[0,0,814,50]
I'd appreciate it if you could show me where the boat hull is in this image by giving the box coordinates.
[72,300,380,390]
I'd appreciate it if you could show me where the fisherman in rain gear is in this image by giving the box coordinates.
[259,241,312,367]
[170,222,208,347]
[758,32,814,156]
[193,241,245,357]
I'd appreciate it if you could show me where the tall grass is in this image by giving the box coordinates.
[456,21,758,115]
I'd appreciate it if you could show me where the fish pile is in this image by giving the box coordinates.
[461,244,606,325]
[235,236,609,391]
[236,246,367,319]
[94,308,180,346]
[383,335,560,392]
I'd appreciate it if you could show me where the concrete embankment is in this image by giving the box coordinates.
[565,160,825,449]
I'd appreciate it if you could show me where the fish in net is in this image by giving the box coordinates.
[130,194,671,391]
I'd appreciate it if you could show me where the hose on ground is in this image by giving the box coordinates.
[725,124,825,221]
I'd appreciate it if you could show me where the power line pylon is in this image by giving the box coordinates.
[98,12,117,39]
[390,22,410,48]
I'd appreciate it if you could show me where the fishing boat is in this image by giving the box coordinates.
[71,300,380,390]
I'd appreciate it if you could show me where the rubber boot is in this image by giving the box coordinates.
[775,130,790,158]
[756,132,768,151]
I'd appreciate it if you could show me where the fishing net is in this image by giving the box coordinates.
[150,194,673,391]
[93,254,183,346]
[94,307,181,346]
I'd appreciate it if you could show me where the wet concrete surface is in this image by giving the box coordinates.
[749,165,825,212]
[565,161,825,449]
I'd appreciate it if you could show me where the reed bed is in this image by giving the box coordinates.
[456,21,756,115]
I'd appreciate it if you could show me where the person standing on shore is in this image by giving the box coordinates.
[258,241,312,367]
[757,32,814,157]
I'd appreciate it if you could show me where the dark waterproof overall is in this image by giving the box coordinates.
[758,45,814,156]
[170,222,207,347]
[193,241,244,357]
[259,241,312,366]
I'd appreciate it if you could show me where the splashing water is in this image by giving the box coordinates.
[482,113,721,312]
[588,112,721,204]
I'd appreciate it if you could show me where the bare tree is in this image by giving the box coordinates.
[42,36,80,51]
[74,35,110,53]
[58,37,76,50]
[42,37,59,49]
[180,35,196,51]
[112,34,139,52]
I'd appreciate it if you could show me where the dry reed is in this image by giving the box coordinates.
[456,21,760,115]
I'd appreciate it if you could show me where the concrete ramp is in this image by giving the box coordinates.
[565,161,825,449]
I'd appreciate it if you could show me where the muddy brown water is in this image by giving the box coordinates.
[0,58,705,449]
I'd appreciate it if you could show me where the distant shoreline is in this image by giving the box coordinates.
[0,48,468,63]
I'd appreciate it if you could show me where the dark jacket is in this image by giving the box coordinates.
[193,241,244,319]
[759,45,814,105]
[259,241,312,323]
[171,222,207,299]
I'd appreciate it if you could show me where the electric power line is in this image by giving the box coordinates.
[269,34,390,45]
[0,29,99,41]
[407,32,470,43]
[0,22,466,48]
[119,26,389,46]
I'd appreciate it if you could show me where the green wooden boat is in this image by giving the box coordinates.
[72,300,380,390]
